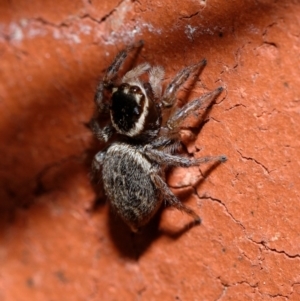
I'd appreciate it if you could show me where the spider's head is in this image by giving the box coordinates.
[110,82,157,138]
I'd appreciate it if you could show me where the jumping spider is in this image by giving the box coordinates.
[91,41,226,233]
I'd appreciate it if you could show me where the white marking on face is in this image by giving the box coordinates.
[134,93,142,104]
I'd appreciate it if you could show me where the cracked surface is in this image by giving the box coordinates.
[0,0,300,300]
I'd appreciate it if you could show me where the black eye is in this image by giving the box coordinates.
[130,86,140,94]
[119,83,130,91]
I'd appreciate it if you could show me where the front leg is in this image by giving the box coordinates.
[94,40,144,112]
[90,118,115,143]
[105,40,144,83]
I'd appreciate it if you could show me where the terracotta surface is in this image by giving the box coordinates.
[0,0,300,300]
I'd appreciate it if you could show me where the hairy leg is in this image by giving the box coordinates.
[145,146,226,167]
[151,173,201,223]
[167,87,224,133]
[161,59,206,108]
[94,40,144,112]
[90,118,115,143]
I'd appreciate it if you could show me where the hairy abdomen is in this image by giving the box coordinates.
[102,143,162,232]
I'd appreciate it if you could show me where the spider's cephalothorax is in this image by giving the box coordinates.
[110,81,162,141]
[91,41,227,232]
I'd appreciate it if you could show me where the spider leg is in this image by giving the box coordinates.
[90,118,115,143]
[161,59,206,108]
[144,147,226,167]
[150,87,224,154]
[94,40,144,112]
[167,86,224,135]
[151,173,201,223]
[105,40,144,84]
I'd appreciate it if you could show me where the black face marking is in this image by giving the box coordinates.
[111,87,145,132]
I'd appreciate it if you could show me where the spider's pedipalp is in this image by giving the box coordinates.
[122,62,151,83]
[149,66,165,98]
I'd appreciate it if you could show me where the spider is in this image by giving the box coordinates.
[91,40,226,233]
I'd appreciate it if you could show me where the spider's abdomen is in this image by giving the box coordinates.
[102,142,162,232]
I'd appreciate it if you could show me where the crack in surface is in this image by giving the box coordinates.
[215,278,259,301]
[179,11,200,20]
[215,278,294,301]
[224,103,246,112]
[262,22,278,42]
[215,277,228,301]
[85,0,127,23]
[198,194,245,230]
[236,149,270,174]
[0,0,128,43]
[248,238,300,259]
[265,293,289,300]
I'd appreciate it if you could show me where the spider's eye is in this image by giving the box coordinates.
[130,86,141,94]
[119,83,130,91]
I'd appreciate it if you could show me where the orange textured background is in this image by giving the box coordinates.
[0,0,300,300]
